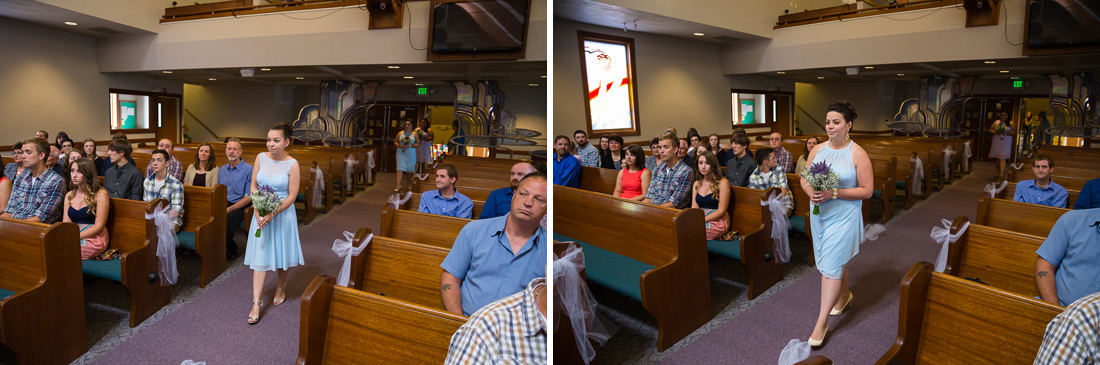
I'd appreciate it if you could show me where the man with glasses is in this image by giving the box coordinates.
[1034,207,1100,306]
[769,132,795,173]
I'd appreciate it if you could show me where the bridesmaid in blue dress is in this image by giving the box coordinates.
[799,101,874,346]
[394,120,418,192]
[245,122,305,324]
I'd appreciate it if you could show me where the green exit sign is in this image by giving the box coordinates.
[1012,80,1023,88]
[417,87,429,95]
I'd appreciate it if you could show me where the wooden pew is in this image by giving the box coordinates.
[578,166,619,195]
[554,185,711,351]
[996,181,1081,209]
[1007,170,1090,192]
[347,228,450,310]
[943,216,1046,299]
[876,262,1063,364]
[80,198,171,327]
[1008,164,1100,181]
[785,174,815,266]
[0,219,85,365]
[401,192,484,219]
[379,206,471,249]
[177,185,228,288]
[976,196,1068,237]
[708,186,785,299]
[296,275,467,365]
[865,157,897,224]
[412,175,509,194]
[412,181,493,201]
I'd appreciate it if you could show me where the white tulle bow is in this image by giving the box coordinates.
[963,141,972,171]
[311,166,324,208]
[761,192,791,263]
[344,158,358,191]
[554,245,614,364]
[332,231,370,287]
[911,155,924,195]
[942,147,955,179]
[365,151,376,185]
[1010,162,1025,170]
[145,204,179,285]
[984,180,1008,197]
[929,218,968,273]
[387,191,412,209]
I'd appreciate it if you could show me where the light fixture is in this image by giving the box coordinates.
[64,21,78,26]
[403,76,414,79]
[388,66,401,69]
[776,71,786,75]
[295,77,305,80]
[528,83,539,86]
[414,83,424,86]
[897,73,905,76]
[817,76,825,79]
[693,32,704,36]
[864,66,875,69]
[1010,76,1021,80]
[541,75,547,78]
[999,70,1010,73]
[984,60,997,64]
[162,71,173,74]
[208,78,217,81]
[260,68,271,71]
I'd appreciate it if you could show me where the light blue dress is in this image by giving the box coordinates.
[395,130,417,173]
[809,141,863,279]
[244,153,305,271]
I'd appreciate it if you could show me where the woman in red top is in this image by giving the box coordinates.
[613,145,650,201]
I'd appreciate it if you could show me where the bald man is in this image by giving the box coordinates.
[145,138,183,181]
[769,132,795,173]
[479,162,538,219]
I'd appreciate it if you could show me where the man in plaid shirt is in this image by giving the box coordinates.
[1034,290,1100,364]
[748,148,793,214]
[573,130,599,167]
[145,139,183,181]
[643,133,692,209]
[1,138,64,223]
[444,277,546,364]
[143,149,185,231]
[770,132,795,173]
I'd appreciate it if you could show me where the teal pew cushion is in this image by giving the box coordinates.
[82,258,123,282]
[707,239,742,261]
[0,288,14,301]
[790,216,806,234]
[178,231,196,250]
[896,181,906,190]
[872,189,882,199]
[554,233,650,302]
[296,193,306,203]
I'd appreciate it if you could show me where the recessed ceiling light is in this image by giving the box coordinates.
[208,78,217,81]
[162,71,173,74]
[817,76,825,79]
[776,71,786,75]
[999,70,1010,73]
[388,66,401,69]
[260,68,271,71]
[984,60,997,64]
[897,73,905,76]
[693,32,705,36]
[403,76,414,79]
[295,77,305,80]
[64,21,78,26]
[528,83,539,86]
[864,66,875,69]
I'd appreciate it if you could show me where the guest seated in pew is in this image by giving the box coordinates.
[445,277,547,364]
[574,130,599,167]
[143,149,185,231]
[599,134,624,170]
[1,138,64,224]
[613,145,650,202]
[1073,178,1100,210]
[644,136,660,172]
[769,132,795,173]
[724,133,757,188]
[677,137,691,166]
[553,135,580,188]
[1034,207,1100,306]
[796,136,820,173]
[0,167,9,213]
[692,151,730,239]
[63,158,110,259]
[708,133,726,163]
[441,174,547,316]
[103,138,144,200]
[184,143,219,187]
[46,145,63,177]
[481,162,538,219]
[81,138,105,176]
[61,150,82,194]
[749,148,793,215]
[1034,290,1100,364]
[1014,155,1068,208]
[36,129,48,140]
[4,140,25,179]
[54,131,69,150]
[220,138,252,259]
[145,138,184,181]
[419,163,474,219]
[58,138,74,169]
[643,133,692,209]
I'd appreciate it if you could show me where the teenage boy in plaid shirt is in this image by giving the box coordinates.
[1,138,64,223]
[748,148,793,215]
[143,149,185,231]
[643,133,692,209]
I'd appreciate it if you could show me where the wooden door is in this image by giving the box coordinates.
[156,96,181,143]
[770,94,793,136]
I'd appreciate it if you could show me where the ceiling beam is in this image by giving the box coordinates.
[205,70,272,84]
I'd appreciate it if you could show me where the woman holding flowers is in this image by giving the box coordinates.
[988,111,1014,179]
[799,101,874,347]
[244,122,304,325]
[394,119,418,192]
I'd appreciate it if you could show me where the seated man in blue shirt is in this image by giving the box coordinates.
[1014,155,1068,208]
[552,135,580,188]
[1035,207,1100,306]
[1074,178,1100,210]
[419,163,473,219]
[480,161,538,219]
[440,173,547,316]
[219,138,252,260]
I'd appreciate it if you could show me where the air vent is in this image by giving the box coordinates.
[90,27,122,35]
[714,35,742,42]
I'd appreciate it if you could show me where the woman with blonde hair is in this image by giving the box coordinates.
[691,151,730,239]
[184,143,220,187]
[63,158,110,259]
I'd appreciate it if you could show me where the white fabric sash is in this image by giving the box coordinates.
[984,180,1008,197]
[911,155,924,195]
[862,223,886,243]
[310,166,324,208]
[553,245,614,364]
[332,231,370,287]
[145,204,179,285]
[942,147,955,179]
[387,191,412,209]
[963,141,972,171]
[929,218,969,273]
[343,158,358,191]
[1010,162,1025,170]
[366,151,376,185]
[761,193,791,263]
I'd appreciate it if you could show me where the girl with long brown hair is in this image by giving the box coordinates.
[691,151,730,239]
[63,158,110,259]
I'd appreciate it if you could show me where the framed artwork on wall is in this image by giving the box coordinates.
[578,31,641,137]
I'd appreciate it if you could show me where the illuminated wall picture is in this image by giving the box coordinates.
[579,31,641,136]
[120,100,137,129]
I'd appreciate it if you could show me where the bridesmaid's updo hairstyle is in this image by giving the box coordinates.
[825,101,858,123]
[271,122,294,139]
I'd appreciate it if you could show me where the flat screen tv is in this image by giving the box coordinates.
[429,0,530,60]
[1024,0,1100,55]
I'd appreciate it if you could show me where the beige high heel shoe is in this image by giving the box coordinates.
[830,291,853,316]
[247,300,263,325]
[273,286,287,306]
[808,323,828,347]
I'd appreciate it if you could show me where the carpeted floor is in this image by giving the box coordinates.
[590,163,995,364]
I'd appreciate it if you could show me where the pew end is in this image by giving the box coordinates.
[180,184,228,288]
[729,187,785,300]
[105,198,172,327]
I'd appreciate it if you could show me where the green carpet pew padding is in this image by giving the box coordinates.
[706,239,742,261]
[177,231,196,250]
[897,181,906,190]
[790,216,806,234]
[872,189,882,199]
[553,233,651,302]
[82,258,123,282]
[0,288,14,301]
[296,193,306,202]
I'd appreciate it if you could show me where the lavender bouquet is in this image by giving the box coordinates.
[801,161,840,215]
[251,185,281,237]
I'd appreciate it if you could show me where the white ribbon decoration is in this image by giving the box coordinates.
[942,147,955,179]
[553,245,614,364]
[366,151,376,185]
[310,166,325,209]
[332,231,371,287]
[343,158,358,191]
[963,141,972,172]
[862,223,886,243]
[1010,162,1024,170]
[984,180,1008,198]
[761,193,791,263]
[416,171,431,181]
[910,155,924,195]
[387,191,412,209]
[145,204,179,285]
[929,218,969,273]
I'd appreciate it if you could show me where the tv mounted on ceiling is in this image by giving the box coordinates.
[1023,0,1100,56]
[427,0,532,61]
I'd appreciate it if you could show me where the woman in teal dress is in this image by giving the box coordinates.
[800,101,874,346]
[245,122,305,325]
[393,120,418,192]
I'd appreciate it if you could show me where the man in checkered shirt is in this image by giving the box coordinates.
[1,138,64,223]
[444,277,546,364]
[643,133,692,209]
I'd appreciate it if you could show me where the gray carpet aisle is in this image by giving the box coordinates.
[653,164,994,364]
[85,174,398,364]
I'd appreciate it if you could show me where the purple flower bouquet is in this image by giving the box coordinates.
[250,185,281,237]
[801,161,840,215]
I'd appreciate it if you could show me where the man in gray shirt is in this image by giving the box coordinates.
[573,130,599,167]
[725,134,757,187]
[103,138,144,200]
